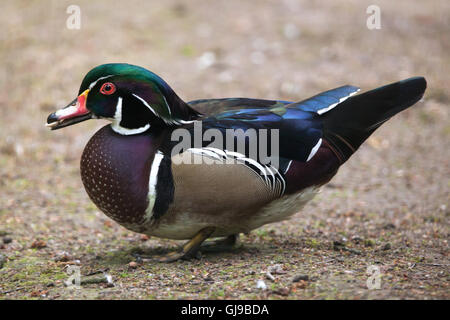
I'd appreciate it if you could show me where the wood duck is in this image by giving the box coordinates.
[46,63,426,261]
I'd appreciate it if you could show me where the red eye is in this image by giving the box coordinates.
[100,82,116,95]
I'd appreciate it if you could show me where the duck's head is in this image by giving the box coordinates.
[46,63,201,135]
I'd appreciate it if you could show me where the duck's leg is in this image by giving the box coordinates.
[201,234,241,252]
[155,227,215,262]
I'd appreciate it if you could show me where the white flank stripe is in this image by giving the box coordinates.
[145,151,164,220]
[266,166,276,189]
[187,148,222,160]
[225,151,270,184]
[306,138,322,162]
[203,147,227,159]
[180,147,286,196]
[284,160,293,174]
[271,165,286,194]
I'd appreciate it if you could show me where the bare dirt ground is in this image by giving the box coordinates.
[0,0,448,299]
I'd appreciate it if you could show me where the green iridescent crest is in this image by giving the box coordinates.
[80,63,198,124]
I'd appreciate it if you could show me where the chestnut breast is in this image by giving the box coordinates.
[80,125,157,225]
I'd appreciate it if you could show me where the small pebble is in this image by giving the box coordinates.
[265,272,275,281]
[0,254,6,269]
[268,264,285,275]
[384,223,396,230]
[292,274,309,282]
[54,251,72,262]
[351,235,363,243]
[293,280,308,289]
[333,240,344,247]
[31,239,47,249]
[256,279,267,290]
[333,240,346,251]
[197,51,216,69]
[105,274,114,287]
[3,237,12,244]
[273,287,290,296]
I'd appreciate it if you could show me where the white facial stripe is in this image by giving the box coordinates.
[132,93,191,126]
[132,94,158,116]
[131,93,196,126]
[145,151,164,221]
[110,97,150,135]
[89,75,114,90]
[162,95,172,116]
[307,138,322,162]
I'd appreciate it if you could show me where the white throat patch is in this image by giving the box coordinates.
[110,97,151,135]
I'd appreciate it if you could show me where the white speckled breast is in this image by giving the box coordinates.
[80,125,154,228]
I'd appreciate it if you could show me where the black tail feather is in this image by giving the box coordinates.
[323,77,427,162]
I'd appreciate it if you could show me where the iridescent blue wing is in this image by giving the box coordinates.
[190,106,322,163]
[183,87,360,163]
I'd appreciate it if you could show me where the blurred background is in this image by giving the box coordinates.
[0,0,448,299]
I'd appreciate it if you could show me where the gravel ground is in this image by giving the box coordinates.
[0,0,448,299]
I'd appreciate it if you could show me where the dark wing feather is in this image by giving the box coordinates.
[179,88,362,163]
[187,98,291,116]
[166,107,322,164]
